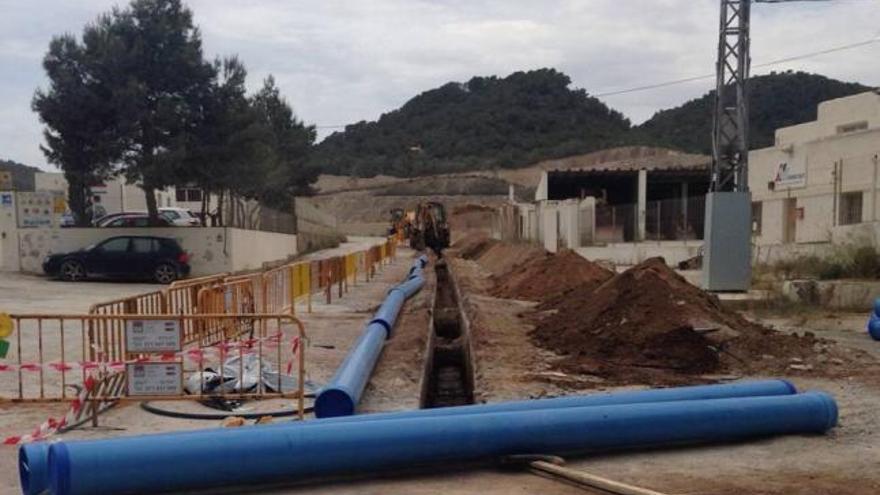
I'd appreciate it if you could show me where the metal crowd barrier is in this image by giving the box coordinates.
[1,314,307,419]
[2,236,398,415]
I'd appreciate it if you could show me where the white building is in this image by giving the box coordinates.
[35,172,180,216]
[750,91,880,247]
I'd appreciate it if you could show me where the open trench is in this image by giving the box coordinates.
[420,259,475,408]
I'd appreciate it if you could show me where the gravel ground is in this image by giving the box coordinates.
[0,242,419,495]
[448,251,880,495]
[3,243,880,494]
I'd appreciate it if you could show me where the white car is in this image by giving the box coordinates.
[159,207,201,226]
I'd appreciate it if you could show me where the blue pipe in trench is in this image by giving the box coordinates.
[18,379,797,495]
[314,256,427,418]
[43,392,837,495]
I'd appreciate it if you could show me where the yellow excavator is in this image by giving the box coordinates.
[409,201,450,254]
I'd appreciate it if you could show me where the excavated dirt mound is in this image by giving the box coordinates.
[491,250,613,303]
[531,257,862,386]
[455,237,546,277]
[453,235,497,260]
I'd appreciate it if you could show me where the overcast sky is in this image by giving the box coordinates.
[1,0,878,170]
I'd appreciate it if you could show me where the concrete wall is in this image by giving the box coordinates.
[294,197,342,253]
[558,201,579,249]
[576,241,701,267]
[227,228,298,272]
[8,227,297,277]
[541,207,558,252]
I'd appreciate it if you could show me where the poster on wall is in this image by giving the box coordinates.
[773,162,807,189]
[16,191,64,228]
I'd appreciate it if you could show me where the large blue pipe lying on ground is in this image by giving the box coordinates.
[18,379,799,495]
[314,255,428,418]
[41,392,837,495]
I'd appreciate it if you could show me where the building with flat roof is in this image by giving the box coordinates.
[750,90,880,247]
[500,150,710,264]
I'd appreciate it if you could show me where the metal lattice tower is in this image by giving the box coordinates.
[711,0,751,193]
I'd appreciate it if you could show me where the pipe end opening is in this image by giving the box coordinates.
[314,388,356,418]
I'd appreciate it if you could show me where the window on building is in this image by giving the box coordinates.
[176,188,204,203]
[839,192,863,226]
[837,121,868,135]
[751,201,762,235]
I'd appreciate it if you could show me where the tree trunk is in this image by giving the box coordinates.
[216,190,225,226]
[66,171,89,227]
[144,184,160,225]
[200,188,208,227]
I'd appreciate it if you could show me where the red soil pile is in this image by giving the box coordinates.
[468,241,546,277]
[491,249,613,302]
[531,257,848,385]
[453,235,497,260]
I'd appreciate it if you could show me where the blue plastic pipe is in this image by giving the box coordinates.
[18,443,49,495]
[44,392,837,495]
[369,289,408,335]
[309,378,798,425]
[18,379,798,495]
[866,298,880,340]
[313,321,389,417]
[314,257,427,418]
[18,379,799,495]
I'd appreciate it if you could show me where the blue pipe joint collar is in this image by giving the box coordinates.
[47,442,71,495]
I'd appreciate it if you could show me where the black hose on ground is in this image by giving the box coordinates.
[140,401,314,420]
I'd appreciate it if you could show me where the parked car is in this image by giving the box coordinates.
[97,213,172,227]
[42,235,191,283]
[60,211,76,228]
[92,211,131,226]
[159,207,201,226]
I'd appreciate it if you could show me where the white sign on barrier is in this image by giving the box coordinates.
[126,363,183,396]
[125,319,182,353]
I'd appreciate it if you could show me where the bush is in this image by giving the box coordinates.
[766,245,880,280]
[848,245,880,278]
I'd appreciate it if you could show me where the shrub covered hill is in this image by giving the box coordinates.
[636,71,871,154]
[311,70,871,178]
[309,69,632,177]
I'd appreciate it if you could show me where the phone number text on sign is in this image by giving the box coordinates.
[126,363,183,396]
[125,319,182,353]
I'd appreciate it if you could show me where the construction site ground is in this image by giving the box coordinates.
[3,234,880,494]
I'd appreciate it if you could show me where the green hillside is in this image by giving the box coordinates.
[637,71,871,154]
[309,69,632,177]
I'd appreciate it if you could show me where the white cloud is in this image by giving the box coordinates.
[1,0,877,170]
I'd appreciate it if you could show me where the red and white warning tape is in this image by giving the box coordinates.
[3,376,94,446]
[0,332,294,374]
[1,334,301,446]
